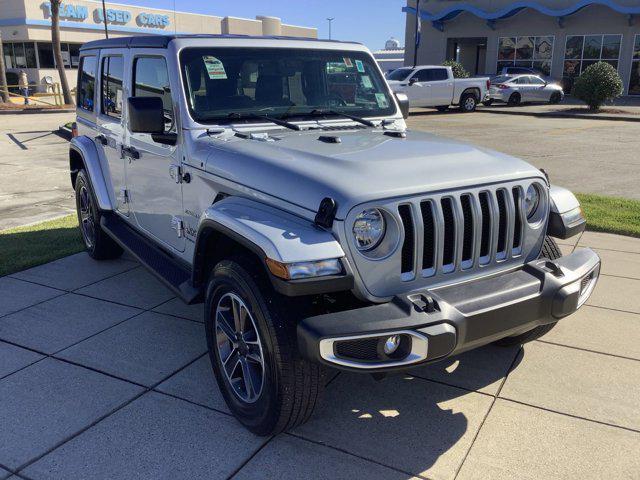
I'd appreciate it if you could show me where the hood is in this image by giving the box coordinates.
[201,127,543,219]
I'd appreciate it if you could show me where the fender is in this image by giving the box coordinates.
[70,136,114,211]
[193,197,351,296]
[548,185,586,239]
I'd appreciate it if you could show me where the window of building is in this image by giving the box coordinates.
[629,35,640,96]
[37,42,55,68]
[2,42,38,69]
[101,56,124,118]
[77,56,96,111]
[562,34,622,91]
[133,56,174,132]
[497,36,554,75]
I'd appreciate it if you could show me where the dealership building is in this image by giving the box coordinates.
[403,0,640,95]
[0,0,316,90]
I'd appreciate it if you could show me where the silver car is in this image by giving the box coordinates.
[486,74,564,106]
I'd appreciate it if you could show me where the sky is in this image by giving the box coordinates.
[112,0,407,51]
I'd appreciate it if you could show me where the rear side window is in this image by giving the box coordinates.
[431,68,448,81]
[133,56,174,132]
[77,56,96,111]
[101,56,124,118]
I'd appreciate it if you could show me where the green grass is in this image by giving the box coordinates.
[0,214,84,277]
[577,193,640,238]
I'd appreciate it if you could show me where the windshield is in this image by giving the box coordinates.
[386,67,413,81]
[180,47,396,123]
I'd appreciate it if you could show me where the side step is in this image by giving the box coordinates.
[100,212,202,304]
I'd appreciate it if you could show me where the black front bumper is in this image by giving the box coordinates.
[297,248,600,372]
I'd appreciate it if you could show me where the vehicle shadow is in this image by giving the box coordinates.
[298,345,523,478]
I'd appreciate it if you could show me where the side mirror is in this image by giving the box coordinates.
[128,96,165,134]
[408,77,417,86]
[394,92,410,119]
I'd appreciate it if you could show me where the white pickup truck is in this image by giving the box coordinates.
[387,65,490,112]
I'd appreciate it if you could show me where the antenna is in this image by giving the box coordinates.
[101,0,108,38]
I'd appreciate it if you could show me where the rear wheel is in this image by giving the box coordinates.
[494,236,561,346]
[549,91,562,104]
[436,105,449,112]
[459,93,477,112]
[74,170,122,260]
[508,92,521,106]
[205,256,324,435]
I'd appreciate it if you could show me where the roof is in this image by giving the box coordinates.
[79,34,360,51]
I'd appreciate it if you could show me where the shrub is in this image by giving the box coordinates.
[442,60,470,79]
[572,62,623,111]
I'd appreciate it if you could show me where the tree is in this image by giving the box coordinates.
[50,0,73,105]
[0,31,10,103]
[572,62,623,111]
[442,60,470,79]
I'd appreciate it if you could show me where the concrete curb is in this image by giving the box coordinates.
[0,108,75,115]
[480,108,640,123]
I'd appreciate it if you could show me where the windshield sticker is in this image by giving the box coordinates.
[343,57,353,68]
[203,56,227,79]
[355,59,365,73]
[375,93,389,108]
[361,75,373,89]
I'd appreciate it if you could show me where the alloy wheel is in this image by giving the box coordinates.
[464,96,476,111]
[215,292,265,403]
[79,185,96,248]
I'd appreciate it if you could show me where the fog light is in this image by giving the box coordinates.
[383,335,401,355]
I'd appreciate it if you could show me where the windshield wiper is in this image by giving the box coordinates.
[225,112,301,131]
[298,109,377,128]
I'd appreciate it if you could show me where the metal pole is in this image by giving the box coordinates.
[101,0,109,38]
[413,0,420,67]
[326,17,334,40]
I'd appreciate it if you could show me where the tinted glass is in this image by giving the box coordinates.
[133,56,173,132]
[37,42,55,68]
[387,67,413,81]
[515,37,534,60]
[602,35,621,59]
[583,35,602,59]
[431,68,448,81]
[13,43,26,68]
[498,37,516,61]
[180,47,395,123]
[528,76,545,85]
[413,69,432,81]
[77,56,96,111]
[634,35,640,60]
[535,37,553,59]
[69,44,81,67]
[565,36,583,59]
[101,56,124,118]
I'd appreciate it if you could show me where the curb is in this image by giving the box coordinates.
[0,108,75,115]
[480,108,640,123]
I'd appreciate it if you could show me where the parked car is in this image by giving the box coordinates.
[387,65,490,112]
[486,74,564,106]
[70,34,599,436]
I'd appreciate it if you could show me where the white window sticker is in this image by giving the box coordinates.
[355,59,365,73]
[361,75,373,89]
[203,56,227,79]
[375,93,389,108]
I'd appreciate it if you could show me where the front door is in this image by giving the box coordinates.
[124,54,184,252]
[97,51,128,214]
[404,69,432,106]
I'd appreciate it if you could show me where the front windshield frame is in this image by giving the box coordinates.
[179,46,398,125]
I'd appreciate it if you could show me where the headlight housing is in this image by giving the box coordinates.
[525,184,541,219]
[353,208,386,252]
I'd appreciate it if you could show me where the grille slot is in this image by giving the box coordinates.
[398,204,415,275]
[335,338,380,361]
[441,198,456,268]
[461,194,474,265]
[420,201,435,270]
[512,187,523,252]
[479,191,491,261]
[496,189,508,256]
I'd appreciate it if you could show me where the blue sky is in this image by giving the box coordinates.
[113,0,407,51]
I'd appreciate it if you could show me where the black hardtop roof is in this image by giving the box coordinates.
[79,34,360,51]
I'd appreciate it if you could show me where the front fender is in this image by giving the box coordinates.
[548,185,586,239]
[70,136,114,211]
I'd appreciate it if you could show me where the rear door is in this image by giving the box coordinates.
[124,53,184,252]
[429,68,453,105]
[96,50,129,215]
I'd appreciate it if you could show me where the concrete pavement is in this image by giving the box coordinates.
[0,230,638,479]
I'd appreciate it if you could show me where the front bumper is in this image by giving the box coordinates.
[297,248,600,372]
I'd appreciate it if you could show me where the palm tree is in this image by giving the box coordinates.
[50,0,73,104]
[0,31,10,103]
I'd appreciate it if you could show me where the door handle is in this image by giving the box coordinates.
[121,146,140,160]
[95,134,108,146]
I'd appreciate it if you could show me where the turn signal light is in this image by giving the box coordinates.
[266,258,342,280]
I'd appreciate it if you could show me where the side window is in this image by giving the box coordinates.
[431,68,448,81]
[413,69,432,82]
[133,56,174,132]
[77,55,96,111]
[101,56,124,118]
[528,76,545,85]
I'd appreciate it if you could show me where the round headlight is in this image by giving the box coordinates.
[353,208,386,252]
[525,184,541,219]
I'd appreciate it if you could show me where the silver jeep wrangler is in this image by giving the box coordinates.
[70,34,600,435]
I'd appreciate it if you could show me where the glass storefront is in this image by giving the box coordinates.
[562,34,622,92]
[629,35,640,96]
[3,41,82,70]
[497,36,554,75]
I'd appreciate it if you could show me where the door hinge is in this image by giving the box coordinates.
[171,216,185,238]
[119,188,129,204]
[169,164,191,184]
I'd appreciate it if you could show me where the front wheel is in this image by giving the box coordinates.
[549,91,562,104]
[459,93,477,112]
[494,236,561,346]
[205,256,324,436]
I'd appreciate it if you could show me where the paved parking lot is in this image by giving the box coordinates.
[1,230,639,479]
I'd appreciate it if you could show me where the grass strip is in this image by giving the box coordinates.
[577,193,640,239]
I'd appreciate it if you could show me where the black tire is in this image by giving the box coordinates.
[205,256,324,436]
[494,236,561,346]
[507,92,521,106]
[436,105,449,112]
[74,170,122,260]
[549,91,562,104]
[482,99,494,106]
[459,92,477,112]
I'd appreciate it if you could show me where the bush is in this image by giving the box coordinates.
[572,62,623,111]
[442,60,470,78]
